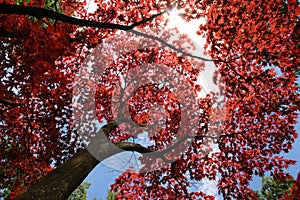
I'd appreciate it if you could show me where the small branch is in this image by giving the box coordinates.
[129,29,216,62]
[0,98,23,107]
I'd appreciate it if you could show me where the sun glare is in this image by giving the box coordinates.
[164,9,206,45]
[164,10,218,98]
[165,8,184,29]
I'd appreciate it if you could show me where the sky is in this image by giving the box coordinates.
[82,9,300,199]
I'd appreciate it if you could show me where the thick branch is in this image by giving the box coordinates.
[0,3,164,30]
[115,142,152,153]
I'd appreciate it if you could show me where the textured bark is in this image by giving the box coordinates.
[16,149,100,200]
[15,120,152,200]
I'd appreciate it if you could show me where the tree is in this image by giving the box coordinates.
[67,182,91,200]
[106,190,116,200]
[281,172,300,200]
[254,175,294,200]
[0,0,299,199]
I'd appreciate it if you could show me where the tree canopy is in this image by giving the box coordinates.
[0,0,299,199]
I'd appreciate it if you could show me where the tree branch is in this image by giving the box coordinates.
[115,142,152,153]
[129,29,215,62]
[0,98,23,107]
[0,3,237,64]
[0,3,225,62]
[0,3,164,30]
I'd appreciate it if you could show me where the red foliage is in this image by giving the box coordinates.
[0,0,299,199]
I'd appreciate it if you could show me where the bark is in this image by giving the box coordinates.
[15,121,152,200]
[16,149,100,200]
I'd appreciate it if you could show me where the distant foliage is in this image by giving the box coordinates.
[254,175,294,200]
[67,182,91,200]
[281,172,300,200]
[106,190,116,200]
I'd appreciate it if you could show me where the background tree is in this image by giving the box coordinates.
[281,172,300,200]
[105,190,116,200]
[0,0,299,199]
[67,182,91,200]
[254,175,295,200]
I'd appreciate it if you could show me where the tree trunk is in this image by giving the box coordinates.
[16,149,99,200]
[16,121,122,200]
[15,137,124,200]
[15,120,152,200]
